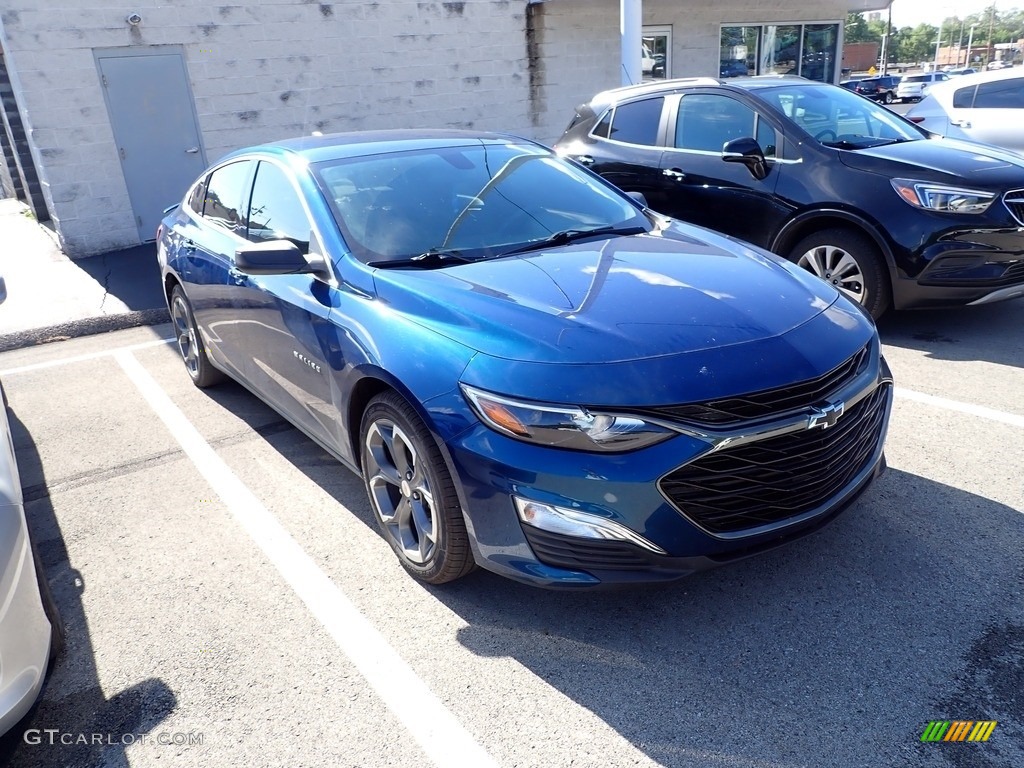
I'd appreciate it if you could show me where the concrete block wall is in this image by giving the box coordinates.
[532,0,849,145]
[0,0,535,257]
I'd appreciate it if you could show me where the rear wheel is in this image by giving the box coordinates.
[883,91,893,104]
[360,391,475,584]
[789,228,891,319]
[170,286,224,388]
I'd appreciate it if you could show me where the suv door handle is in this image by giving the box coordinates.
[662,168,686,181]
[951,119,972,128]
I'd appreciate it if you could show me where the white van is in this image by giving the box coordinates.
[895,72,950,102]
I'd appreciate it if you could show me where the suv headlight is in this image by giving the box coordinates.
[891,179,994,214]
[461,385,674,452]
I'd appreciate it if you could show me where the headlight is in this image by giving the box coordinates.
[891,179,994,214]
[461,385,674,452]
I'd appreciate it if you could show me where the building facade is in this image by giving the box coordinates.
[0,0,884,257]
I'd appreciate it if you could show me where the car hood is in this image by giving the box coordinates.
[372,226,839,365]
[838,136,1024,186]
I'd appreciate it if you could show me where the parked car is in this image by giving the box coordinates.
[158,130,893,589]
[853,75,901,103]
[554,77,1024,318]
[946,67,977,77]
[905,66,1024,155]
[986,60,1012,70]
[0,277,62,738]
[895,72,950,102]
[840,78,864,91]
[720,60,748,78]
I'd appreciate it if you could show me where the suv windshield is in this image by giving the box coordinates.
[757,83,924,148]
[312,143,648,264]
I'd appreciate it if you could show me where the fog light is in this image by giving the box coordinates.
[513,497,665,554]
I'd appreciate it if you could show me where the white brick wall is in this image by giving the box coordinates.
[0,0,851,257]
[0,0,535,256]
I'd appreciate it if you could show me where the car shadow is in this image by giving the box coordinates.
[0,411,176,768]
[878,302,1024,369]
[194,382,1024,766]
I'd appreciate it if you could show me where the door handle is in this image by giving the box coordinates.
[182,239,196,253]
[662,168,686,181]
[951,119,972,129]
[574,155,595,165]
[185,147,199,154]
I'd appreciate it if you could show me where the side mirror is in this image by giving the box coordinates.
[722,137,769,181]
[235,240,319,276]
[625,190,649,208]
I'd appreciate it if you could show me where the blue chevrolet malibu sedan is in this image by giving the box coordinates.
[157,130,893,588]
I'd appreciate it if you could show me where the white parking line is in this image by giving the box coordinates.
[0,337,173,376]
[894,386,1024,428]
[114,350,499,768]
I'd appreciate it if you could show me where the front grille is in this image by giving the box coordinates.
[522,524,653,570]
[1004,190,1024,226]
[645,344,869,426]
[659,383,889,535]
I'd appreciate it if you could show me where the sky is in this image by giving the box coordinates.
[883,0,1020,28]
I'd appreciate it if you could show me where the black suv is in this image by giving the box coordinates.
[554,76,1024,317]
[853,75,900,103]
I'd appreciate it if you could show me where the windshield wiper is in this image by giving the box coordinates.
[500,225,649,257]
[368,248,476,269]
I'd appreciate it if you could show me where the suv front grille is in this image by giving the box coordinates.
[643,344,869,426]
[1003,190,1024,226]
[659,383,889,535]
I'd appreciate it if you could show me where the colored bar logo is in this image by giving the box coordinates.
[920,721,997,742]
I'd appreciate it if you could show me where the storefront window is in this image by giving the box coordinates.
[643,26,672,80]
[721,23,840,83]
[719,26,758,78]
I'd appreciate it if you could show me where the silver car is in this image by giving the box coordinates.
[895,71,950,102]
[905,67,1024,155]
[0,277,60,738]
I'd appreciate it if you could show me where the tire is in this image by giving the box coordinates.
[170,286,225,388]
[788,228,891,320]
[883,91,893,104]
[360,391,475,584]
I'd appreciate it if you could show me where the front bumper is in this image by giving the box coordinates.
[0,509,52,736]
[444,359,893,588]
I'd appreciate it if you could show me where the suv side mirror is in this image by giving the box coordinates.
[722,137,769,181]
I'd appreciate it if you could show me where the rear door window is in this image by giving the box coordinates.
[601,97,665,146]
[973,78,1024,108]
[202,160,253,235]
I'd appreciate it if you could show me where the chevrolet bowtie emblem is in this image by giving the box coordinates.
[809,401,845,430]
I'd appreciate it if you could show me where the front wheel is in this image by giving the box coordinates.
[789,228,891,319]
[883,91,893,104]
[360,392,475,584]
[170,286,224,388]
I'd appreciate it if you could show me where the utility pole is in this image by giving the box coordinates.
[933,24,944,71]
[881,2,893,74]
[967,23,978,67]
[958,20,965,65]
[987,4,996,66]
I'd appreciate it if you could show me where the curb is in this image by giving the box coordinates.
[0,309,171,354]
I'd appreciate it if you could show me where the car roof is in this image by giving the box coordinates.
[585,74,814,109]
[221,129,536,165]
[923,64,1023,97]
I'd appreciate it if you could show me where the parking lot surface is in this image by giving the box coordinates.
[1,298,1022,768]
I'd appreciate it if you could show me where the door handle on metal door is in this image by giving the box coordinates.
[662,168,686,181]
[182,239,196,253]
[575,155,595,165]
[185,147,200,154]
[951,119,972,128]
[228,268,246,286]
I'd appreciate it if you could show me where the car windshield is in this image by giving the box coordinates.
[757,83,925,148]
[311,142,649,264]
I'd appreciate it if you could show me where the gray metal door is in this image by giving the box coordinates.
[97,50,205,240]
